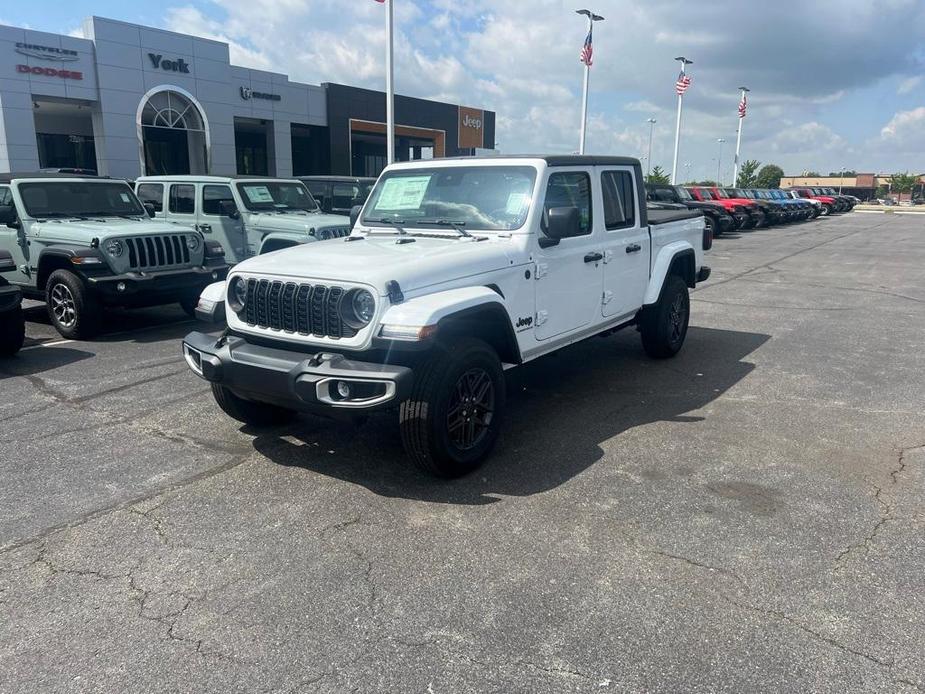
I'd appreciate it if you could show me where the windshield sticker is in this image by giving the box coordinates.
[375,176,430,210]
[120,192,131,203]
[244,186,274,203]
[505,193,529,216]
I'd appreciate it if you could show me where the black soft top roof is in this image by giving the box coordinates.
[298,175,376,183]
[436,154,642,167]
[0,172,120,183]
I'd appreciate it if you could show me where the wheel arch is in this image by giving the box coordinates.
[643,245,696,305]
[37,246,97,289]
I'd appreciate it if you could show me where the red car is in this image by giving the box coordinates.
[687,186,763,229]
[788,187,837,216]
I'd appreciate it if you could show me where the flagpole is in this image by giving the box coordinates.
[385,0,395,165]
[670,56,692,184]
[732,86,749,186]
[575,10,603,155]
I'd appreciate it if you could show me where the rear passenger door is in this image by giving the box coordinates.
[599,169,649,319]
[200,184,248,263]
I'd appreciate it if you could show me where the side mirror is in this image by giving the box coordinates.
[542,206,580,247]
[143,202,156,218]
[219,200,240,219]
[349,204,362,228]
[0,249,14,272]
[0,204,19,228]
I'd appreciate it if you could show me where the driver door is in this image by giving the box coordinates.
[0,186,30,285]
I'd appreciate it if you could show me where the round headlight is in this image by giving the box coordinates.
[229,276,248,312]
[105,239,123,257]
[343,289,375,327]
[186,235,201,251]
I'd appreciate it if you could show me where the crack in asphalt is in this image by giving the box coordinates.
[834,442,920,569]
[649,549,746,586]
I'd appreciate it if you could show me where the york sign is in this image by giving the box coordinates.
[148,53,190,74]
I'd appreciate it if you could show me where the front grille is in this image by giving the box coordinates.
[242,279,356,339]
[320,226,351,239]
[124,234,192,270]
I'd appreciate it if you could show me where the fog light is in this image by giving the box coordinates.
[211,271,218,279]
[116,281,126,292]
[336,381,352,399]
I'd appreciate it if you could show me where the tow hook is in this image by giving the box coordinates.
[308,352,343,367]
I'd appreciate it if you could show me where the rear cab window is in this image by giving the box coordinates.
[168,184,196,215]
[601,170,636,230]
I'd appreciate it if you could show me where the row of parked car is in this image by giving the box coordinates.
[646,184,857,238]
[0,168,853,358]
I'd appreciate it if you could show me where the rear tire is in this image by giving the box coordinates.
[210,384,296,426]
[45,269,101,339]
[0,305,25,356]
[399,338,505,477]
[639,275,690,359]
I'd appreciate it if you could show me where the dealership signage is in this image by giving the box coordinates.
[15,64,82,80]
[148,53,190,73]
[15,42,79,62]
[458,106,484,149]
[240,86,281,102]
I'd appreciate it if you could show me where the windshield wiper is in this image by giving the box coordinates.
[364,217,408,236]
[416,219,475,238]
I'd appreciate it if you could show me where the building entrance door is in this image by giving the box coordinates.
[143,127,190,175]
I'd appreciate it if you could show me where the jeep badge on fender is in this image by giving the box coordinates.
[182,155,711,477]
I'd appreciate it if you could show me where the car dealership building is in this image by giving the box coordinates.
[0,16,496,179]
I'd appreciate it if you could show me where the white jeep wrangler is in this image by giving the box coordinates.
[183,156,710,476]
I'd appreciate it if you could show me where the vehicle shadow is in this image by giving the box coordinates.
[0,345,95,379]
[23,303,203,345]
[252,326,770,505]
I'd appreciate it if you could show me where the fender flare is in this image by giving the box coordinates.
[37,245,106,286]
[378,285,522,363]
[643,242,696,305]
[258,232,316,254]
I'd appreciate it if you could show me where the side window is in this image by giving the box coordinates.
[332,183,360,210]
[0,186,12,206]
[202,185,235,216]
[168,184,195,214]
[543,172,592,237]
[136,183,164,212]
[601,171,636,230]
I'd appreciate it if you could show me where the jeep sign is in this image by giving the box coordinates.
[458,106,485,149]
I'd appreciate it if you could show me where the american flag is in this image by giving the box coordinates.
[675,70,691,96]
[738,92,748,118]
[579,26,593,67]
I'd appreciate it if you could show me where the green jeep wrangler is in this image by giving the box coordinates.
[0,249,25,356]
[0,174,228,339]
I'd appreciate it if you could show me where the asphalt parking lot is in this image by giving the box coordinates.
[1,213,923,693]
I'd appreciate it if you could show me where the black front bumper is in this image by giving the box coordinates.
[87,264,228,304]
[182,331,413,413]
[0,284,22,314]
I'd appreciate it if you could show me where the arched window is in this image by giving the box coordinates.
[137,87,210,175]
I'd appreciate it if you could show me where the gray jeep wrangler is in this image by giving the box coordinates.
[0,249,24,356]
[0,174,229,339]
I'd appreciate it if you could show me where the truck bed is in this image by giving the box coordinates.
[648,207,704,225]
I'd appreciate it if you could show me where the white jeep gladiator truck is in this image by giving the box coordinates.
[183,156,710,476]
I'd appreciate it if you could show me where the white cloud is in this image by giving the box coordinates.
[879,106,925,142]
[898,76,922,94]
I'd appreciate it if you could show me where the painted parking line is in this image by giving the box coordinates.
[21,339,76,350]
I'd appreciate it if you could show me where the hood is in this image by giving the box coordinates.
[32,217,199,243]
[244,211,350,237]
[231,233,517,295]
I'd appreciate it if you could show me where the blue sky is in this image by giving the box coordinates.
[4,0,924,178]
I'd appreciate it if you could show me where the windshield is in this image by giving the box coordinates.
[235,181,318,212]
[18,181,146,219]
[673,186,692,201]
[713,188,729,199]
[362,166,537,231]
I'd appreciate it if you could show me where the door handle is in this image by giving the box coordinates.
[625,243,642,254]
[584,252,603,263]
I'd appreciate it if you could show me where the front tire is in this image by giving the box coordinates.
[0,306,25,356]
[639,275,690,359]
[45,269,101,339]
[210,384,296,427]
[400,338,505,477]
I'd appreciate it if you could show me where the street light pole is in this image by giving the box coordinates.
[646,118,656,177]
[670,56,692,184]
[384,0,395,165]
[576,9,604,155]
[717,138,726,185]
[732,86,749,186]
[839,167,845,194]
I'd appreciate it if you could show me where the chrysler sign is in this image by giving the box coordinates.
[15,42,79,62]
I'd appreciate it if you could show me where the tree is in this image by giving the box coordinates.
[828,170,856,177]
[889,172,917,199]
[755,164,785,189]
[689,180,719,187]
[736,159,761,187]
[875,184,889,198]
[645,165,670,184]
[804,171,821,177]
